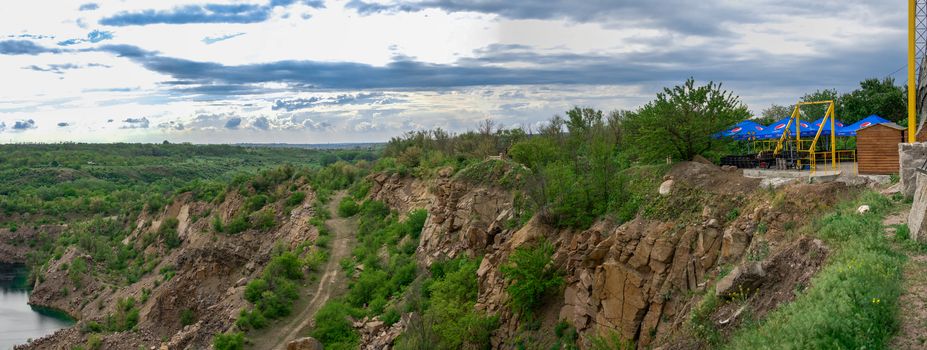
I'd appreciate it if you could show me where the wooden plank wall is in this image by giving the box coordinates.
[858,125,903,174]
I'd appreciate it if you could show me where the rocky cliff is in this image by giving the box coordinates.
[19,179,323,350]
[366,161,856,349]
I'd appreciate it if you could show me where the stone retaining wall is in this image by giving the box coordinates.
[899,142,927,197]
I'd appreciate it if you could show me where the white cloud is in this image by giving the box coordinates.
[0,1,909,143]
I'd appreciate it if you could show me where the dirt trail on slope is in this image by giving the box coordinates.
[253,191,357,350]
[886,209,927,349]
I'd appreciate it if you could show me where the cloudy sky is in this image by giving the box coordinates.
[0,1,907,143]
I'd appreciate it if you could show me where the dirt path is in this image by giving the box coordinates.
[885,209,927,349]
[254,191,356,350]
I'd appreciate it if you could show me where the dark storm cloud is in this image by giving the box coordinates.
[224,117,242,129]
[12,119,36,130]
[99,0,325,26]
[57,122,70,127]
[345,0,902,36]
[95,36,905,96]
[120,117,150,129]
[345,0,746,36]
[0,40,61,55]
[251,116,270,130]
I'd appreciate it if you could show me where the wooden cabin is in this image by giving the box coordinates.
[857,122,905,175]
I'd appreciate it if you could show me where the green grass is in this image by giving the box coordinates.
[724,191,905,349]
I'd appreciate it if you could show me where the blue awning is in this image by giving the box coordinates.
[755,118,812,139]
[799,117,846,137]
[713,120,767,140]
[836,115,891,136]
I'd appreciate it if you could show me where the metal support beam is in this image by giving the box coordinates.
[910,0,918,143]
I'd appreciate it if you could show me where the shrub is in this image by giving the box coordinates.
[264,251,303,280]
[337,198,359,217]
[286,191,307,207]
[253,209,277,231]
[236,251,305,329]
[312,301,359,349]
[180,308,196,326]
[382,307,400,326]
[213,331,245,350]
[236,308,267,330]
[69,256,87,288]
[159,217,181,248]
[225,214,250,234]
[211,216,224,233]
[500,241,563,316]
[244,278,269,303]
[107,297,139,331]
[245,194,268,213]
[425,258,499,349]
[85,334,103,350]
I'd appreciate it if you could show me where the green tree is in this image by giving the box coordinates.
[839,78,905,124]
[759,104,794,125]
[798,89,839,120]
[623,78,749,162]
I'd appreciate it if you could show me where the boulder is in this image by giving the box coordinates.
[857,205,870,214]
[720,227,749,263]
[715,262,766,299]
[286,337,323,350]
[658,180,674,196]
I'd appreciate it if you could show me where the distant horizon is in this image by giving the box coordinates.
[0,140,384,148]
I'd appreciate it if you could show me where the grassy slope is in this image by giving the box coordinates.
[724,191,905,349]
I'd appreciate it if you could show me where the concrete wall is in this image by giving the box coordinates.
[899,142,927,197]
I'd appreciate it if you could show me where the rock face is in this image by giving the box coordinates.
[365,161,851,349]
[368,172,432,215]
[909,172,927,242]
[369,167,516,266]
[287,337,323,350]
[21,180,324,350]
[355,315,406,350]
[715,262,766,299]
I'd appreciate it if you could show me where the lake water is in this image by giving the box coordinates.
[0,263,74,350]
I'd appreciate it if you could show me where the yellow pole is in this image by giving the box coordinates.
[796,106,802,169]
[909,0,917,143]
[830,102,836,170]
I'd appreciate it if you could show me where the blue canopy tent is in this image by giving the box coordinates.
[755,118,811,139]
[836,115,891,136]
[799,117,846,137]
[713,120,767,140]
[755,118,789,139]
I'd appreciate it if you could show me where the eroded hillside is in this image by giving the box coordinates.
[360,159,877,349]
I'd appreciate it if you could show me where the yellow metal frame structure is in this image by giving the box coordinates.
[773,100,838,174]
